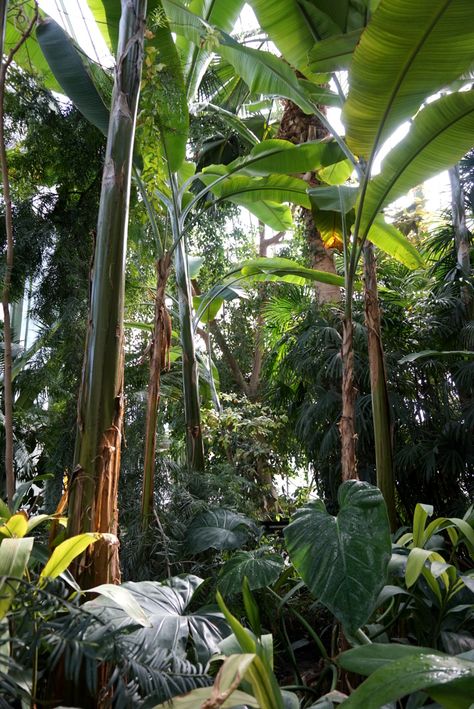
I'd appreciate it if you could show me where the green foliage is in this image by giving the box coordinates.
[185,508,258,555]
[285,481,391,633]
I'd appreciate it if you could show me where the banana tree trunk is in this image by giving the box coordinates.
[174,233,205,471]
[67,0,147,587]
[141,253,172,527]
[340,315,357,481]
[363,241,396,530]
[449,165,472,314]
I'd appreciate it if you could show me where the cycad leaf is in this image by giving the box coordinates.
[360,90,474,237]
[36,18,110,135]
[284,481,391,633]
[343,0,474,159]
[162,0,314,114]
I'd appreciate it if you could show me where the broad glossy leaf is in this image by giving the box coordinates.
[163,0,314,114]
[86,0,122,54]
[154,686,259,709]
[366,215,424,270]
[405,548,445,588]
[360,90,474,238]
[400,350,474,364]
[240,201,293,232]
[39,532,101,581]
[343,0,474,159]
[186,509,257,554]
[87,584,152,627]
[203,172,311,209]
[218,549,284,596]
[308,29,362,73]
[284,481,391,633]
[341,652,474,709]
[36,18,110,135]
[413,503,434,547]
[339,643,444,675]
[85,575,230,663]
[0,500,10,521]
[0,537,33,619]
[221,139,346,178]
[237,256,345,288]
[308,185,358,212]
[317,159,354,185]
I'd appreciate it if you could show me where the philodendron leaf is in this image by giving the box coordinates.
[185,508,258,555]
[340,651,474,709]
[284,481,391,633]
[218,549,284,596]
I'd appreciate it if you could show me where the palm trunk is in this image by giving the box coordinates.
[174,232,205,471]
[0,1,38,505]
[363,242,396,529]
[141,253,171,527]
[67,0,147,587]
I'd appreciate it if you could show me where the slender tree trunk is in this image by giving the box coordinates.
[363,242,396,529]
[0,1,38,505]
[67,0,147,587]
[449,165,472,314]
[141,253,171,527]
[340,315,357,480]
[174,233,205,471]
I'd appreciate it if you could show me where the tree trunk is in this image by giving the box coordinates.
[141,253,171,528]
[449,165,472,314]
[174,233,205,471]
[340,315,357,480]
[67,0,147,587]
[277,98,341,303]
[363,242,396,529]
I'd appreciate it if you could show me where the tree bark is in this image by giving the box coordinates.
[340,316,357,480]
[363,241,396,529]
[0,1,38,505]
[141,253,171,528]
[449,164,472,314]
[67,0,147,587]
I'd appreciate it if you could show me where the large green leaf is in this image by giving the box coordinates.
[39,532,101,582]
[84,575,230,663]
[218,549,285,596]
[36,18,110,135]
[359,90,474,238]
[248,0,369,73]
[0,537,33,619]
[284,481,391,633]
[366,215,424,269]
[220,139,346,177]
[185,509,257,555]
[202,172,311,209]
[340,651,474,709]
[339,642,444,675]
[308,29,362,73]
[176,0,244,100]
[86,0,121,53]
[236,200,293,232]
[343,0,474,159]
[237,256,345,288]
[162,0,314,114]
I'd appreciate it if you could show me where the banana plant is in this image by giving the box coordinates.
[166,0,474,510]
